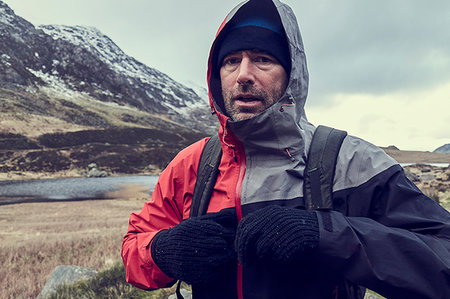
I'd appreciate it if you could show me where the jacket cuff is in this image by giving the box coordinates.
[138,230,174,287]
[315,210,361,263]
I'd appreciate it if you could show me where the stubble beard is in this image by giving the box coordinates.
[222,84,285,121]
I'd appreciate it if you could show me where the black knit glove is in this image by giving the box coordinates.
[235,205,319,265]
[151,209,237,284]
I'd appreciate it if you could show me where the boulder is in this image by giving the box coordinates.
[421,167,432,173]
[364,292,385,299]
[168,288,192,299]
[36,265,98,299]
[86,163,109,177]
[87,168,109,177]
[420,173,436,182]
[405,171,420,182]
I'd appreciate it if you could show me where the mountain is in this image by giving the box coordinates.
[0,1,216,176]
[434,144,450,154]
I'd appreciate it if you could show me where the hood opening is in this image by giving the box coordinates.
[208,0,290,117]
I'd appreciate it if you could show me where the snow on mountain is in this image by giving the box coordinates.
[38,24,205,114]
[181,80,210,105]
[0,1,14,24]
[0,0,216,134]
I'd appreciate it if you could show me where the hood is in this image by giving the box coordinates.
[207,0,312,146]
[206,0,318,209]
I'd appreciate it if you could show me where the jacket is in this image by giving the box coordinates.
[122,0,450,298]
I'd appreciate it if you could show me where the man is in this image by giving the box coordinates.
[122,0,450,298]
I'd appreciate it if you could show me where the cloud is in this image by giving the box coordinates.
[306,81,450,151]
[292,0,450,103]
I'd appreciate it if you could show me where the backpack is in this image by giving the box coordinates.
[190,125,347,217]
[178,125,364,299]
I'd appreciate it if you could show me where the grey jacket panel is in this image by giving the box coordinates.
[334,135,398,192]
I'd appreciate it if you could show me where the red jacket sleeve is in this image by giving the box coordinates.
[121,138,208,289]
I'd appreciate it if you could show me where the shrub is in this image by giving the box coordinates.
[50,261,180,299]
[423,188,440,204]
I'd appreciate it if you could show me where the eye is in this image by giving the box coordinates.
[221,56,241,72]
[256,56,272,63]
[222,57,241,66]
[254,55,275,64]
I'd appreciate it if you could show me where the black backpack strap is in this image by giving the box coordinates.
[177,135,222,297]
[305,126,363,299]
[304,125,347,210]
[189,134,223,218]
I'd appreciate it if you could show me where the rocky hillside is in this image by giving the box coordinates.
[434,144,450,154]
[403,164,450,210]
[381,146,450,163]
[378,146,450,209]
[0,1,217,177]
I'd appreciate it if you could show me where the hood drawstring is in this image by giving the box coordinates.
[279,101,295,112]
[280,100,296,162]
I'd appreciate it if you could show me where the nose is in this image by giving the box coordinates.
[236,56,255,85]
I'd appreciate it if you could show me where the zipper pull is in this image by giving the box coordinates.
[285,148,296,162]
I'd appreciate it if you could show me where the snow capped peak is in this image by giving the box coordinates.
[38,24,205,113]
[39,25,122,60]
[0,1,18,25]
[181,80,210,105]
[38,25,122,65]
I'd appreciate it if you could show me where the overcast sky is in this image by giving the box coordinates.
[3,0,449,151]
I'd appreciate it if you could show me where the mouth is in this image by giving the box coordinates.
[234,95,262,102]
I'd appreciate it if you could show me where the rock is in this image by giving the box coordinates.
[364,292,385,299]
[147,164,158,172]
[86,163,109,177]
[87,168,109,177]
[421,167,432,173]
[168,288,192,299]
[420,173,436,182]
[405,171,420,182]
[36,265,98,299]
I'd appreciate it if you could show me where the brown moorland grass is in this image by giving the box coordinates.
[381,148,450,163]
[0,185,150,299]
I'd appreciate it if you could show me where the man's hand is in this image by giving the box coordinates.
[151,209,237,284]
[235,205,319,265]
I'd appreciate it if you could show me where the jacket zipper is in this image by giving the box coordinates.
[234,144,245,299]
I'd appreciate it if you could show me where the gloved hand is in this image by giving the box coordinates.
[151,209,237,284]
[235,205,319,265]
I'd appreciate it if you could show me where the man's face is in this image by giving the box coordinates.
[220,50,288,121]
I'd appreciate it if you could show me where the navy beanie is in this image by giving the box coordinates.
[216,17,291,75]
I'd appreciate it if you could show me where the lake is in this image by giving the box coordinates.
[0,175,159,205]
[400,162,449,168]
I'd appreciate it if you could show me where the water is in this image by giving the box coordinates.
[0,175,159,205]
[400,162,449,168]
